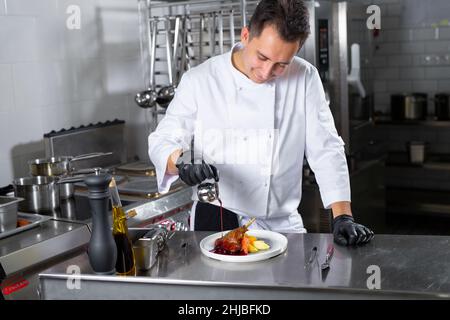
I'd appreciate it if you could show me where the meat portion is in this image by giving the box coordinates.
[213,218,256,255]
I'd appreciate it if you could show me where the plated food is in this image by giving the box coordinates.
[212,218,270,256]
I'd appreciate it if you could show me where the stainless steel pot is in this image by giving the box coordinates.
[13,176,60,213]
[28,152,112,199]
[391,93,428,120]
[28,152,112,176]
[435,93,450,121]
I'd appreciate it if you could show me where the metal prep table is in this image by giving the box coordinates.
[0,185,193,300]
[39,232,450,299]
[0,219,91,300]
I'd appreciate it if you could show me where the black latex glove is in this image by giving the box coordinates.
[176,154,219,186]
[332,214,374,246]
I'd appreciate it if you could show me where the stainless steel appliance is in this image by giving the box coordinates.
[42,121,193,231]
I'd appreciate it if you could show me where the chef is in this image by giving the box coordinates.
[149,0,374,245]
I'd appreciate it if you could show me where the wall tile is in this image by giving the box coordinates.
[387,80,412,93]
[370,56,388,68]
[413,28,436,41]
[437,80,450,92]
[382,17,401,29]
[374,67,400,80]
[388,55,412,67]
[0,64,14,113]
[5,0,57,16]
[400,67,425,80]
[424,41,450,54]
[425,67,450,79]
[386,29,412,42]
[12,62,60,110]
[35,16,64,61]
[412,80,438,92]
[387,3,403,16]
[400,42,425,54]
[374,42,400,55]
[0,156,14,186]
[102,57,142,95]
[99,8,140,59]
[0,0,6,15]
[374,80,387,93]
[0,16,38,63]
[438,27,450,40]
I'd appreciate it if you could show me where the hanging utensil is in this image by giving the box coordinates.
[218,11,224,55]
[229,9,235,47]
[207,12,216,57]
[185,15,194,70]
[157,17,175,109]
[135,18,158,109]
[172,15,181,80]
[199,14,204,63]
[179,15,188,81]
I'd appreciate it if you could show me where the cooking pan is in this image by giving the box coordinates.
[13,176,60,213]
[29,152,113,176]
[391,93,428,121]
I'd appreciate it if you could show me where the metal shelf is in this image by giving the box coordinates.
[374,119,450,127]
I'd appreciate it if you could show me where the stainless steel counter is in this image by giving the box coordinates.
[39,232,450,300]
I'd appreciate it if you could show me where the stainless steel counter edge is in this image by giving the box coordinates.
[38,271,450,299]
[122,186,193,227]
[1,220,91,276]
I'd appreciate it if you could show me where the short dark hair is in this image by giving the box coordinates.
[248,0,310,45]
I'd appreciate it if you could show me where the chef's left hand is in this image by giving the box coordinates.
[332,214,374,246]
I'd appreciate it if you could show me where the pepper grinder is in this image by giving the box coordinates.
[85,173,117,274]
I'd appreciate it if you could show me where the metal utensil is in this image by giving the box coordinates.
[321,244,334,270]
[157,17,175,108]
[218,11,224,54]
[304,246,318,270]
[229,9,235,47]
[179,15,188,80]
[197,181,220,203]
[207,12,216,57]
[199,14,204,63]
[135,18,158,109]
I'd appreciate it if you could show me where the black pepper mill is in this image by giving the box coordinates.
[85,173,117,274]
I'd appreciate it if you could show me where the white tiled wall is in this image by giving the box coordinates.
[349,0,450,114]
[0,0,151,186]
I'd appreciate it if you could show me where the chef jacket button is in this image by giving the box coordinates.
[243,137,247,141]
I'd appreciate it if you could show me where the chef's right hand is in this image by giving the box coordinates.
[175,152,219,186]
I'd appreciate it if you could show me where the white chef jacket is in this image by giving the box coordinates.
[148,43,350,233]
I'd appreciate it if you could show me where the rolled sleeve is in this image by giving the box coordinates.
[304,67,351,208]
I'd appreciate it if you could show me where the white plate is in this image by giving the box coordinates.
[200,229,288,262]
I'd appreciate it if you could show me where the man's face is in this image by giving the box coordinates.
[240,24,301,84]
